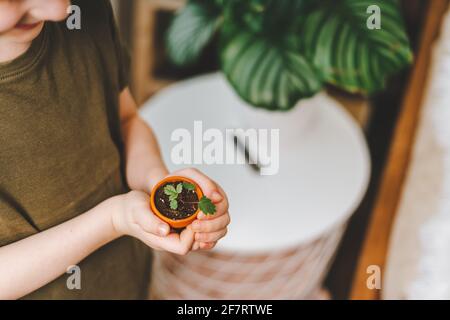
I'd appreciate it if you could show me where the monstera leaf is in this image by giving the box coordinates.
[301,0,413,94]
[166,0,222,66]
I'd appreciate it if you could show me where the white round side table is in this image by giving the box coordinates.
[140,73,370,299]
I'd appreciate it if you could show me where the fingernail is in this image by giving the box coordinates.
[211,191,222,202]
[198,212,206,219]
[158,224,169,236]
[200,242,210,250]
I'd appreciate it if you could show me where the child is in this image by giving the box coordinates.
[0,0,230,299]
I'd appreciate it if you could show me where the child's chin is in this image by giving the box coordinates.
[9,22,44,42]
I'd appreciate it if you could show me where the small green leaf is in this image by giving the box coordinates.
[169,194,178,202]
[198,196,216,215]
[164,184,177,196]
[182,182,196,191]
[176,183,183,193]
[170,199,178,210]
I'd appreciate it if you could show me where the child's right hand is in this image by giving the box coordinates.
[111,190,195,255]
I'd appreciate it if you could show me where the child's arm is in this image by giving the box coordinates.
[120,88,169,193]
[120,88,231,250]
[0,191,195,300]
[0,197,118,299]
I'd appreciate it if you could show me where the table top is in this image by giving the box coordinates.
[140,73,370,253]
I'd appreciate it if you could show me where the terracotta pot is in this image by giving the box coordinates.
[150,176,203,228]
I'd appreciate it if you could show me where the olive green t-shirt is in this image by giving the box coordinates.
[0,0,151,299]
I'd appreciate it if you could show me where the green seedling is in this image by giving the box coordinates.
[163,182,217,215]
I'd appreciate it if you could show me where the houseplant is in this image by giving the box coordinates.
[150,176,216,228]
[166,0,413,111]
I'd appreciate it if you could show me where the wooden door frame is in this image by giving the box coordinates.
[350,0,450,300]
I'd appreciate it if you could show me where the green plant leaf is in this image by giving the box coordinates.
[198,196,217,215]
[170,199,178,210]
[167,0,223,66]
[227,0,310,34]
[176,183,183,193]
[301,0,413,94]
[182,182,196,191]
[168,0,412,110]
[220,23,323,111]
[169,194,178,202]
[164,185,178,197]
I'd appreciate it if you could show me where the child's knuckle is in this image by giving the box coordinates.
[203,223,213,232]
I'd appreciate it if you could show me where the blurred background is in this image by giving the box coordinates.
[110,0,450,300]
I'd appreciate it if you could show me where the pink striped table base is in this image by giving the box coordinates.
[149,224,345,300]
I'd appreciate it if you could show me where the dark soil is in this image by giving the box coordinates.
[154,181,199,220]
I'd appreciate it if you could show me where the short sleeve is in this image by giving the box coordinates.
[105,1,131,91]
[74,0,132,92]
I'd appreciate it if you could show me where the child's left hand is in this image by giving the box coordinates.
[169,168,230,251]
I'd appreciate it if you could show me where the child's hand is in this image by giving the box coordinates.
[169,168,230,251]
[112,191,194,255]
